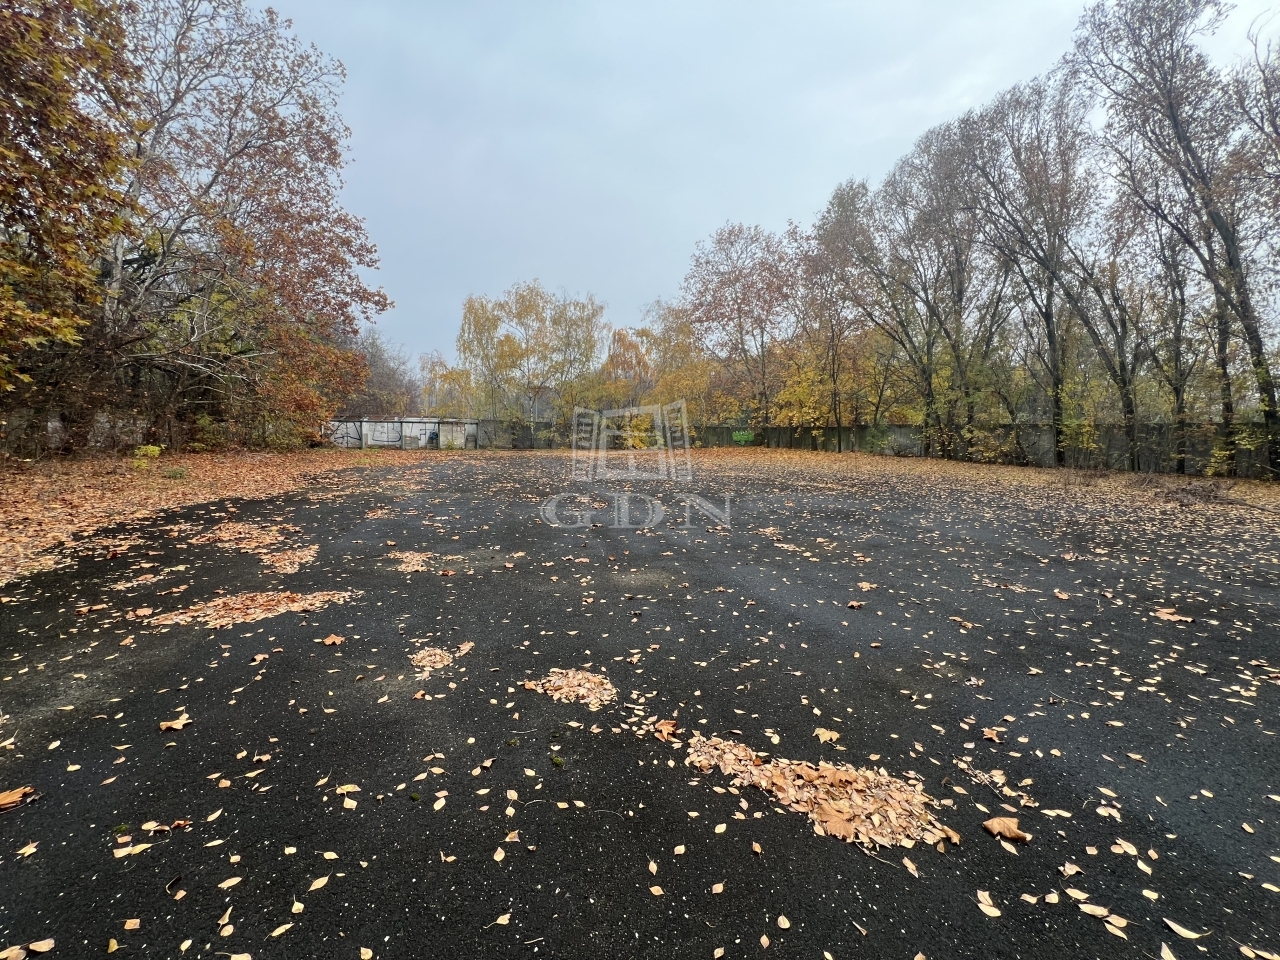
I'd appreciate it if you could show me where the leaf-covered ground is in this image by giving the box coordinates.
[0,450,1278,959]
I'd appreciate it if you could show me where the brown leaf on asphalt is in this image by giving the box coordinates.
[649,885,664,896]
[1160,944,1177,960]
[760,934,770,948]
[0,785,37,814]
[1054,589,1069,600]
[982,817,1031,843]
[123,919,140,930]
[1153,607,1193,623]
[777,915,790,929]
[28,940,54,953]
[159,712,191,731]
[903,857,918,877]
[16,841,37,857]
[813,728,840,744]
[309,875,329,891]
[1059,861,1083,877]
[270,923,292,937]
[323,634,344,646]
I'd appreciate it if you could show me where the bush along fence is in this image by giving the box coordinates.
[322,418,1271,478]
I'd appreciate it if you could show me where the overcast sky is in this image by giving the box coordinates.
[268,0,1278,360]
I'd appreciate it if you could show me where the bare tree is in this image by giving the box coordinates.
[965,75,1093,466]
[1073,0,1279,477]
[682,223,790,436]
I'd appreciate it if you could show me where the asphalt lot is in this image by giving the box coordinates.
[1,450,1278,959]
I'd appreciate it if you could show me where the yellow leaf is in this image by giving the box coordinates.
[361,949,373,959]
[270,923,293,937]
[218,877,241,889]
[711,882,724,894]
[650,885,664,896]
[1164,918,1209,939]
[309,875,329,891]
[494,913,511,926]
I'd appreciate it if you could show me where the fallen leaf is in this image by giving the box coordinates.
[777,915,791,929]
[309,875,329,891]
[983,817,1031,843]
[1164,918,1209,939]
[159,712,191,732]
[270,923,293,937]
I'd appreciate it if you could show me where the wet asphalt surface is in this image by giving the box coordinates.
[1,450,1278,959]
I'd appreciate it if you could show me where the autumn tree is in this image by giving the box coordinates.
[0,0,137,393]
[3,0,388,452]
[682,223,789,435]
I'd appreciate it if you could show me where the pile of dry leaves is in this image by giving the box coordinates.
[389,551,437,573]
[149,590,355,628]
[524,668,617,710]
[686,733,956,851]
[190,522,318,574]
[261,545,319,574]
[410,640,473,676]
